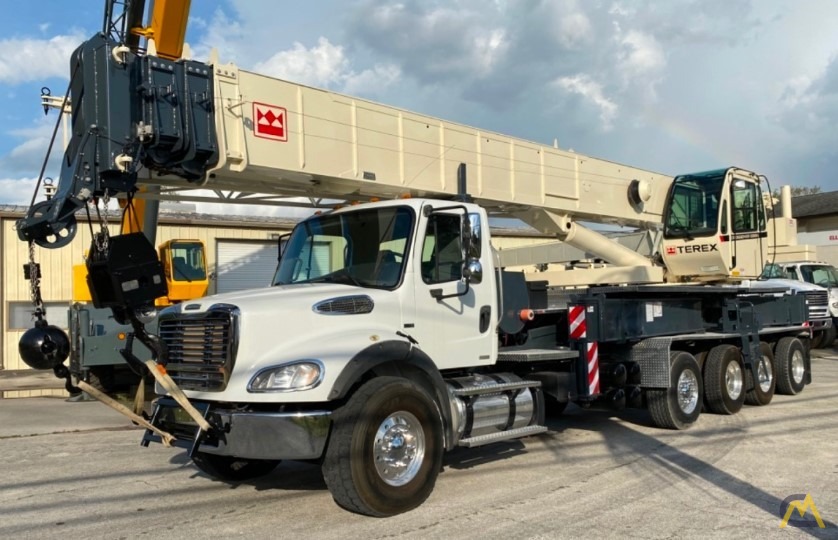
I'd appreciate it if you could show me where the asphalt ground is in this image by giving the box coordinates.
[0,351,836,539]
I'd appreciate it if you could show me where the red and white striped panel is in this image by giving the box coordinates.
[569,305,586,339]
[587,342,600,395]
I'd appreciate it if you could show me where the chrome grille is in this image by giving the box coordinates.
[804,290,830,320]
[158,310,236,391]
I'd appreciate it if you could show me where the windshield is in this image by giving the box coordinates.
[663,170,726,239]
[273,206,414,289]
[760,263,783,279]
[800,265,838,288]
[169,241,207,281]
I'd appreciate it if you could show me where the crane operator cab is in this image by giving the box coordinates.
[660,167,768,282]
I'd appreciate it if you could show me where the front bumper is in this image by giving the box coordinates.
[142,398,331,461]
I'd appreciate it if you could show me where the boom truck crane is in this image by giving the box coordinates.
[16,0,815,516]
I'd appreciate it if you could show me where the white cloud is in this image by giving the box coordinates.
[0,33,85,84]
[555,74,618,131]
[343,64,402,97]
[776,55,838,145]
[254,38,349,88]
[555,10,593,49]
[0,116,63,177]
[0,177,39,205]
[252,37,401,95]
[617,30,666,84]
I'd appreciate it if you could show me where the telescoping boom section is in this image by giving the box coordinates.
[16,34,671,250]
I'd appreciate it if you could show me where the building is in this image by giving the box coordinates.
[793,192,838,266]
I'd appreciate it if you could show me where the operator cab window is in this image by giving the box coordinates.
[421,214,463,284]
[731,181,764,233]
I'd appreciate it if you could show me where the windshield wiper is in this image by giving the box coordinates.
[309,268,363,287]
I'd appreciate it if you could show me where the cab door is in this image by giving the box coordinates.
[407,204,496,370]
[725,176,767,278]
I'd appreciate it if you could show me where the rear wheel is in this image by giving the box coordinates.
[810,330,824,350]
[703,345,745,415]
[647,351,703,430]
[775,337,807,395]
[192,453,280,481]
[322,376,443,516]
[819,325,836,349]
[545,397,569,417]
[744,342,775,406]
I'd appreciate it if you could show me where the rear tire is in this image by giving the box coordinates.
[322,376,443,516]
[744,342,775,406]
[819,325,836,349]
[810,330,824,350]
[647,351,703,430]
[545,397,568,417]
[703,345,745,415]
[192,453,280,481]
[775,337,807,395]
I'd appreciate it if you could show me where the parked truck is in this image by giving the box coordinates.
[16,0,815,517]
[762,261,838,348]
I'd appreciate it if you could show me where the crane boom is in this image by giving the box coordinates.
[16,34,670,249]
[203,59,671,228]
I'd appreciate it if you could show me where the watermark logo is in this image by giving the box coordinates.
[779,493,825,529]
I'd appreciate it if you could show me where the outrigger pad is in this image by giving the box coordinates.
[86,232,168,311]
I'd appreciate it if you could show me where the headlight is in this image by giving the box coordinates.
[248,361,323,392]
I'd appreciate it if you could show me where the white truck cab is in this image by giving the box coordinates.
[761,261,838,347]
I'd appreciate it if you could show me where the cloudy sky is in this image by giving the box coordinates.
[1,0,837,212]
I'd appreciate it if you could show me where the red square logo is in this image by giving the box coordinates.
[666,246,676,255]
[253,102,287,141]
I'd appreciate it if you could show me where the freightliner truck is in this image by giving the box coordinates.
[16,0,815,517]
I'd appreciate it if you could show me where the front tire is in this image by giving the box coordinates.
[192,453,280,481]
[322,376,444,516]
[775,337,807,395]
[703,344,745,415]
[744,342,775,406]
[647,351,703,430]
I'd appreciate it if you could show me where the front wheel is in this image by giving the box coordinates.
[192,452,280,481]
[647,351,703,430]
[322,376,444,516]
[744,342,776,406]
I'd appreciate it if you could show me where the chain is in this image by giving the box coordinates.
[27,240,45,321]
[95,192,111,255]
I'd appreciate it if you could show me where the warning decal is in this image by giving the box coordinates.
[253,102,287,141]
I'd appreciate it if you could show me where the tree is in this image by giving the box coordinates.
[772,186,822,198]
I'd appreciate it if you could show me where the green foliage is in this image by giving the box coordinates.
[772,186,822,197]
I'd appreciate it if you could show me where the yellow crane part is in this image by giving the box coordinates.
[131,0,192,60]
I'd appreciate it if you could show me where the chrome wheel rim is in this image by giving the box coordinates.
[791,349,805,384]
[373,411,425,487]
[725,360,743,400]
[678,369,699,414]
[757,355,774,392]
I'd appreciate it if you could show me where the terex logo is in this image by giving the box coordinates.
[669,244,718,255]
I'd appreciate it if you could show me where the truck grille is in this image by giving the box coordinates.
[158,308,237,392]
[804,290,830,321]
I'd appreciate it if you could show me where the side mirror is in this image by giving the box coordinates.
[463,258,483,285]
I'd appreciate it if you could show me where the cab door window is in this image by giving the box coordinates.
[421,214,463,284]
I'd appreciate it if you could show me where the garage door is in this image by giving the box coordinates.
[216,240,280,294]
